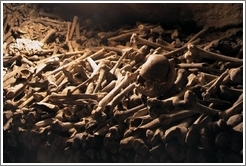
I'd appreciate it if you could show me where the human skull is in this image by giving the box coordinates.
[136,54,176,97]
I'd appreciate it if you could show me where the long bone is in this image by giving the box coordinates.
[69,16,79,40]
[185,114,211,147]
[164,115,198,146]
[226,113,243,128]
[3,54,22,66]
[61,49,106,93]
[202,69,229,100]
[168,68,189,96]
[93,60,111,93]
[4,64,31,88]
[42,48,101,77]
[129,114,153,130]
[5,80,29,99]
[219,93,243,121]
[202,66,243,101]
[130,33,175,51]
[184,43,243,65]
[91,71,139,122]
[219,85,243,101]
[136,109,196,130]
[106,83,136,113]
[181,90,220,116]
[5,87,34,109]
[146,126,166,146]
[63,60,89,86]
[108,32,137,42]
[40,28,56,44]
[113,104,146,123]
[147,85,198,118]
[157,26,209,58]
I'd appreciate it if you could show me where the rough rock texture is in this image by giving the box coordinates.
[54,3,243,29]
[190,3,243,28]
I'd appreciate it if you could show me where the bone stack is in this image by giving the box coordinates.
[3,3,243,163]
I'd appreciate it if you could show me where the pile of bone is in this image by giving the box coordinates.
[3,3,243,163]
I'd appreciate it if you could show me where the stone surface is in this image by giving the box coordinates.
[53,3,243,28]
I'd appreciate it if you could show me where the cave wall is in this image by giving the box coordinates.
[41,3,243,29]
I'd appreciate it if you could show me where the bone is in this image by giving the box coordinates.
[39,9,61,19]
[132,138,149,156]
[5,89,32,109]
[137,109,195,130]
[91,71,139,122]
[3,54,22,66]
[227,66,243,84]
[94,120,113,136]
[159,26,209,59]
[21,56,35,66]
[165,139,186,162]
[34,118,54,129]
[129,114,153,129]
[3,14,12,33]
[183,90,220,116]
[64,61,89,84]
[146,126,165,146]
[51,119,75,132]
[185,114,211,147]
[164,115,198,146]
[93,61,110,93]
[75,22,81,40]
[219,85,243,101]
[101,80,116,93]
[110,48,132,75]
[233,121,243,133]
[136,58,176,97]
[202,69,229,100]
[69,16,79,40]
[3,117,13,131]
[97,30,120,40]
[176,62,209,68]
[147,85,197,118]
[107,83,136,112]
[185,43,243,65]
[219,93,243,121]
[3,4,243,163]
[49,92,100,101]
[113,104,146,123]
[50,49,105,93]
[42,52,80,74]
[226,113,243,127]
[5,81,28,99]
[108,32,135,42]
[130,33,175,51]
[17,94,35,109]
[171,68,188,94]
[197,71,218,83]
[40,28,56,44]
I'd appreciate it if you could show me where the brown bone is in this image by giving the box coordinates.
[185,43,243,65]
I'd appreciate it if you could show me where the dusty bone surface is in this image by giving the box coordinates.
[3,3,243,163]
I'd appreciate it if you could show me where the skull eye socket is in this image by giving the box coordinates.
[136,75,146,86]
